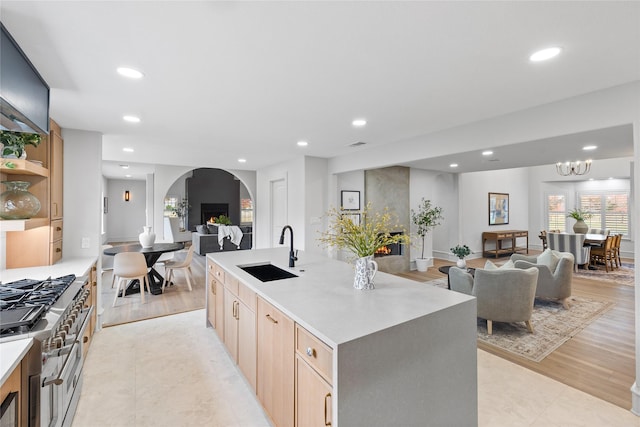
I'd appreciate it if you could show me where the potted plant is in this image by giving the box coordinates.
[567,208,591,234]
[411,198,444,272]
[319,203,409,290]
[0,130,41,159]
[450,244,471,268]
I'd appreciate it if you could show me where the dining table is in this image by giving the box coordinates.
[584,233,607,246]
[103,242,185,295]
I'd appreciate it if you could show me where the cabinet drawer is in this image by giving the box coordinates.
[50,220,63,241]
[238,280,256,312]
[225,274,239,295]
[50,240,63,264]
[296,325,333,385]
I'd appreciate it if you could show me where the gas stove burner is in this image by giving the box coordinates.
[0,274,77,336]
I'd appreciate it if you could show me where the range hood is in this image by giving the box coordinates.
[1,23,50,134]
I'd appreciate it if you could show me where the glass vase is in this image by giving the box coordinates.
[0,180,41,219]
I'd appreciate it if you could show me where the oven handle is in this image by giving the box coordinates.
[42,339,79,387]
[42,306,93,388]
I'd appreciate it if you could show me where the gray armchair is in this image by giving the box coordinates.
[449,267,539,335]
[511,250,574,309]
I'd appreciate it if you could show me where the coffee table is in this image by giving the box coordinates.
[437,265,476,289]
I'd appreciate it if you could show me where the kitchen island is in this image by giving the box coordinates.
[207,247,477,427]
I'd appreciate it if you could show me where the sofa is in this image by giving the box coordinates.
[192,225,252,255]
[511,249,574,309]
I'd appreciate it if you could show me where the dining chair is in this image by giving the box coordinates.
[538,231,548,250]
[113,252,151,306]
[590,235,615,272]
[612,233,622,268]
[162,244,195,292]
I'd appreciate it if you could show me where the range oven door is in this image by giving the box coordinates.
[40,307,92,427]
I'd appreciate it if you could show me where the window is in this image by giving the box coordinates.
[546,194,566,232]
[240,198,253,224]
[164,196,179,217]
[579,191,629,237]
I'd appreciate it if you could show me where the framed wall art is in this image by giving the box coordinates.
[488,192,509,225]
[341,190,360,210]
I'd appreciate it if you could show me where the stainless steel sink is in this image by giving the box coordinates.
[238,263,298,282]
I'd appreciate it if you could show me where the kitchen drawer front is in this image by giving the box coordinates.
[213,263,225,283]
[296,325,333,385]
[238,280,256,312]
[50,240,63,264]
[50,220,63,241]
[224,273,239,295]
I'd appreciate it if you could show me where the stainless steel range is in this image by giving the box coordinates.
[0,274,93,427]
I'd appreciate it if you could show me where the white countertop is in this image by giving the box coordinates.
[208,248,474,347]
[0,256,97,283]
[0,338,33,385]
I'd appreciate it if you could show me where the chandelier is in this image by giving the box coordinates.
[556,159,592,176]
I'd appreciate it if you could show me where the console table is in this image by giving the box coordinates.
[482,230,528,258]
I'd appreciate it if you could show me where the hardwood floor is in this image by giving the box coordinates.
[397,254,635,410]
[102,247,635,410]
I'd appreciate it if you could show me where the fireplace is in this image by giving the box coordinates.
[201,203,229,224]
[374,232,404,257]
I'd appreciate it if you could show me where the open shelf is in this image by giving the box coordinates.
[0,218,50,232]
[1,159,49,177]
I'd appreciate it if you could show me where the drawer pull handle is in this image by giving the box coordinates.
[83,336,89,343]
[56,248,62,253]
[324,393,332,426]
[210,283,216,295]
[306,347,316,357]
[266,314,278,324]
[56,226,62,231]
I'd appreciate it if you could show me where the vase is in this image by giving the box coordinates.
[573,219,588,234]
[353,255,378,290]
[415,258,430,272]
[139,226,156,248]
[456,258,466,269]
[0,180,41,219]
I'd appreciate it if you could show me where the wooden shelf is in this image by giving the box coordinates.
[1,159,49,177]
[0,218,49,232]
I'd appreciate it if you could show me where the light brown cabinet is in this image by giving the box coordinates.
[295,325,333,427]
[257,297,295,427]
[206,260,225,341]
[0,361,22,427]
[3,118,64,267]
[82,262,98,358]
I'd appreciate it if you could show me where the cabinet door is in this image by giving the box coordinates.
[296,356,332,427]
[214,280,224,341]
[237,300,256,390]
[49,126,63,220]
[257,297,294,427]
[224,288,239,362]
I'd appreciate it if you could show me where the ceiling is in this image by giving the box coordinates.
[1,1,639,180]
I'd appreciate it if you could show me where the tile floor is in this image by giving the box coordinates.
[72,309,640,427]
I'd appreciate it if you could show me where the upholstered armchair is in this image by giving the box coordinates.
[546,232,590,270]
[511,250,574,309]
[449,267,539,335]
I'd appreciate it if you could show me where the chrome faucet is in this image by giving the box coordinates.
[279,225,297,267]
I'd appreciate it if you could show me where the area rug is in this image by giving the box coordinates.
[423,279,614,362]
[573,262,634,287]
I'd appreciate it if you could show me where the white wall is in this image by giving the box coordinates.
[304,157,328,254]
[105,179,146,242]
[458,168,530,259]
[409,169,458,265]
[62,129,102,258]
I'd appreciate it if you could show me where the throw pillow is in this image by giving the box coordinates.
[499,260,515,269]
[484,260,515,270]
[484,260,498,270]
[537,249,560,272]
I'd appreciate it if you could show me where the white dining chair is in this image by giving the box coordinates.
[113,252,150,306]
[162,244,195,292]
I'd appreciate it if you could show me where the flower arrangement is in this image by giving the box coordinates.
[318,203,409,259]
[450,244,471,259]
[411,198,444,259]
[567,209,591,221]
[212,214,232,225]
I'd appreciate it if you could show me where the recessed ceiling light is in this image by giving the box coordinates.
[588,178,594,181]
[238,158,247,163]
[125,174,132,178]
[352,119,367,127]
[117,67,144,79]
[123,147,134,152]
[123,115,140,123]
[449,163,458,168]
[583,145,597,151]
[120,164,130,169]
[609,177,614,180]
[482,150,493,156]
[529,47,562,62]
[297,141,308,147]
